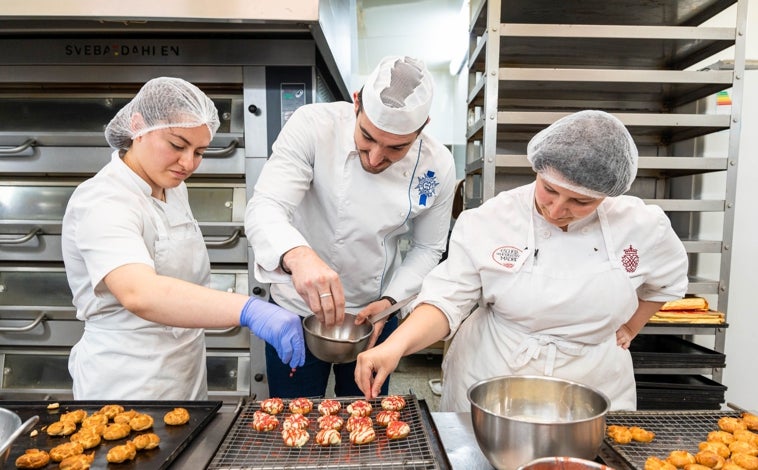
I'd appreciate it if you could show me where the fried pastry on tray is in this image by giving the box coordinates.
[49,442,84,462]
[376,410,401,427]
[732,453,758,470]
[607,425,633,444]
[129,413,154,431]
[60,409,88,424]
[70,428,102,450]
[644,456,677,470]
[386,420,410,440]
[288,398,313,415]
[106,441,137,463]
[98,404,124,419]
[14,449,50,469]
[133,432,161,450]
[734,430,758,447]
[46,420,77,436]
[630,426,656,443]
[719,417,747,433]
[317,399,341,416]
[164,407,190,426]
[102,422,131,440]
[743,413,758,432]
[667,450,697,468]
[345,416,372,433]
[381,395,406,412]
[58,451,95,470]
[283,413,310,430]
[700,441,731,459]
[349,426,376,445]
[709,430,737,445]
[260,397,284,415]
[317,414,344,431]
[346,400,372,417]
[695,450,725,469]
[315,428,342,446]
[252,410,279,432]
[80,413,108,429]
[281,428,310,447]
[730,440,758,456]
[113,409,138,424]
[684,464,713,470]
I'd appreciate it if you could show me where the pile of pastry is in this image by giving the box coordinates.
[253,396,411,448]
[14,403,190,469]
[649,297,725,325]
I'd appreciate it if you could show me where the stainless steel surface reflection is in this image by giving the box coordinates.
[432,412,494,470]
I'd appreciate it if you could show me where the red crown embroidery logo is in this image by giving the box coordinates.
[621,245,639,273]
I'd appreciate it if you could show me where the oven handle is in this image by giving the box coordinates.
[0,138,36,155]
[203,140,238,158]
[205,326,241,335]
[0,227,42,245]
[204,229,241,248]
[0,312,46,332]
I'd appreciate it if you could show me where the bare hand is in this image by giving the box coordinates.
[283,246,345,326]
[354,342,403,399]
[354,298,394,349]
[616,324,634,349]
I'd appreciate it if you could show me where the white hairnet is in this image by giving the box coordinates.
[105,77,220,149]
[527,110,638,197]
[361,56,434,135]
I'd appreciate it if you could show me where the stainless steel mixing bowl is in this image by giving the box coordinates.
[468,375,611,470]
[303,312,372,364]
[517,456,615,470]
[0,408,39,466]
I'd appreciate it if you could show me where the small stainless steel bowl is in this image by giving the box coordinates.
[517,457,615,470]
[302,313,373,364]
[468,375,611,470]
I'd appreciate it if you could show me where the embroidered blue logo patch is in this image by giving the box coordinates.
[415,170,439,206]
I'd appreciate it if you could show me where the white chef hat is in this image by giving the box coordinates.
[361,56,434,135]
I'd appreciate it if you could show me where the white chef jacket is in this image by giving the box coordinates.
[245,102,456,314]
[415,182,688,411]
[62,151,209,400]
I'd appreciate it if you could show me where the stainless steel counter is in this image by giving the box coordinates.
[432,412,494,469]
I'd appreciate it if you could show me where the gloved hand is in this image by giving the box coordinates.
[240,297,305,368]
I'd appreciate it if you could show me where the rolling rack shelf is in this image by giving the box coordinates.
[465,0,748,409]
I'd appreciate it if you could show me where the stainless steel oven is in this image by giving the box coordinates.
[0,32,346,401]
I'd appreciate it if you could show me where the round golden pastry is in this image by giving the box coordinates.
[106,441,137,463]
[349,426,376,445]
[14,449,50,469]
[381,395,406,412]
[317,399,341,416]
[283,413,310,430]
[743,413,758,432]
[644,456,677,470]
[260,397,284,415]
[730,440,758,456]
[113,409,139,424]
[102,422,132,440]
[281,428,309,447]
[734,430,758,447]
[252,410,279,432]
[685,465,714,470]
[695,450,725,469]
[630,426,655,443]
[133,432,161,450]
[700,441,731,459]
[346,400,372,417]
[607,425,633,445]
[732,453,758,470]
[314,428,342,446]
[98,404,125,419]
[346,416,372,433]
[668,450,697,468]
[60,409,88,424]
[129,413,154,431]
[376,410,401,427]
[317,414,344,431]
[288,398,313,415]
[164,407,191,426]
[723,463,746,470]
[47,420,77,436]
[81,413,109,429]
[719,417,747,433]
[709,431,737,445]
[58,451,95,470]
[49,442,84,462]
[70,428,102,450]
[386,420,411,440]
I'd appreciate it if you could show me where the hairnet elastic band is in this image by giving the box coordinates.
[539,168,608,199]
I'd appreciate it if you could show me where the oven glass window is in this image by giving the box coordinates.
[206,356,241,392]
[2,354,73,390]
[0,271,72,307]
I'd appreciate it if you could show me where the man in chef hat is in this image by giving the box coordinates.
[246,56,457,398]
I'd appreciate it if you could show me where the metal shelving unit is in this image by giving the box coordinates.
[465,0,748,397]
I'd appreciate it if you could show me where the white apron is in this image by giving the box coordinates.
[440,196,637,412]
[70,192,210,400]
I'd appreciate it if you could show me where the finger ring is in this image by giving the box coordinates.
[319,293,332,298]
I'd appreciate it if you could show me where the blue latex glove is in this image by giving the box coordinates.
[240,297,305,368]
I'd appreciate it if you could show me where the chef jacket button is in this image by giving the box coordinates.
[404,171,409,177]
[542,230,551,238]
[582,227,590,234]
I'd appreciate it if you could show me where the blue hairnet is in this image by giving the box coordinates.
[527,110,638,197]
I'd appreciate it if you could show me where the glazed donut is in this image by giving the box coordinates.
[102,422,132,441]
[381,395,406,412]
[58,452,95,470]
[386,420,411,440]
[345,416,372,433]
[318,399,342,416]
[346,400,372,417]
[49,442,84,462]
[349,426,376,445]
[164,407,191,426]
[318,414,344,431]
[630,426,655,443]
[315,428,342,446]
[289,398,313,415]
[709,431,737,445]
[695,450,725,469]
[260,397,284,415]
[732,453,758,470]
[668,451,697,468]
[98,404,124,419]
[376,410,401,427]
[60,409,88,424]
[743,413,758,432]
[129,413,154,431]
[283,413,310,430]
[729,440,758,456]
[14,449,50,469]
[252,410,279,432]
[106,441,137,463]
[607,425,633,445]
[719,417,746,433]
[644,456,677,470]
[70,428,102,450]
[46,420,77,436]
[281,428,310,447]
[700,441,731,459]
[81,413,109,429]
[133,432,161,451]
[113,409,139,424]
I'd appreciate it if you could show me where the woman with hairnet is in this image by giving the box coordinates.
[61,77,304,400]
[355,110,688,411]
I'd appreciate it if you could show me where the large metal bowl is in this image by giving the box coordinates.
[1,408,39,466]
[302,313,373,364]
[517,457,615,470]
[468,375,611,470]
